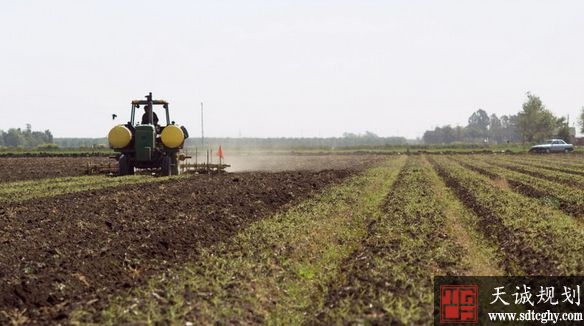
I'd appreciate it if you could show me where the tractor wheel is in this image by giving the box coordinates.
[119,154,130,176]
[161,156,172,176]
[171,155,180,176]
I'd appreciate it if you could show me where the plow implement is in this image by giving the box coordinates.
[180,162,230,174]
[181,146,229,174]
[85,150,230,175]
[85,161,230,175]
[85,161,118,175]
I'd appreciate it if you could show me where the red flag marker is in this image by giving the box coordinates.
[217,145,224,159]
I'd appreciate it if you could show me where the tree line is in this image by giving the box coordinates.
[423,93,574,144]
[0,124,54,148]
[184,132,408,150]
[50,132,409,149]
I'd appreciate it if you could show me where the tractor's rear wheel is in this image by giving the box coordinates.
[161,156,172,176]
[118,154,133,176]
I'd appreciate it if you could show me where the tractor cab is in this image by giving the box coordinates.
[131,98,168,132]
[108,92,189,176]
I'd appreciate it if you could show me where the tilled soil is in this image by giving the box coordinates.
[0,154,386,183]
[0,157,113,182]
[0,170,353,324]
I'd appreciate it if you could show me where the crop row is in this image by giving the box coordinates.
[532,154,584,167]
[485,158,584,189]
[317,156,467,324]
[500,155,584,177]
[429,156,584,275]
[452,156,584,218]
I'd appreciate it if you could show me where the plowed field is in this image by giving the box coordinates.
[0,169,354,324]
[0,157,112,182]
[1,153,583,324]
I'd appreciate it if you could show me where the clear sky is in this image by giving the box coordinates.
[1,0,583,139]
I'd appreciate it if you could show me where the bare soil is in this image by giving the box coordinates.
[0,169,355,324]
[0,157,113,182]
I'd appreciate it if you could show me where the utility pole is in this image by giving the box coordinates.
[567,114,570,126]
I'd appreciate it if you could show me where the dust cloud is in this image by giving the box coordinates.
[185,152,386,172]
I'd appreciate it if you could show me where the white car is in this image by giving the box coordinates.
[529,139,574,153]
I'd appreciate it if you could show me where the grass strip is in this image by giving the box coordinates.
[72,157,406,325]
[0,175,174,203]
[430,156,584,275]
[421,157,504,277]
[499,155,584,176]
[488,159,584,188]
[453,156,584,218]
[312,156,469,325]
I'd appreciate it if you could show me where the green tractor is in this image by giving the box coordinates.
[108,92,189,176]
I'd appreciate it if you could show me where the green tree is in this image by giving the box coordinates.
[489,113,503,143]
[422,125,459,144]
[517,93,560,142]
[500,114,521,143]
[552,116,571,142]
[422,127,442,144]
[441,125,457,143]
[467,109,490,141]
[4,128,25,147]
[0,126,55,148]
[468,109,490,131]
[44,130,54,143]
[556,124,571,142]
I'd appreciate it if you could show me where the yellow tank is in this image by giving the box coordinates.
[161,125,184,148]
[108,125,132,149]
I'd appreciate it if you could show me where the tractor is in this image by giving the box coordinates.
[107,92,189,176]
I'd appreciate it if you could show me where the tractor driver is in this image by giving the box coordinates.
[141,106,159,125]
